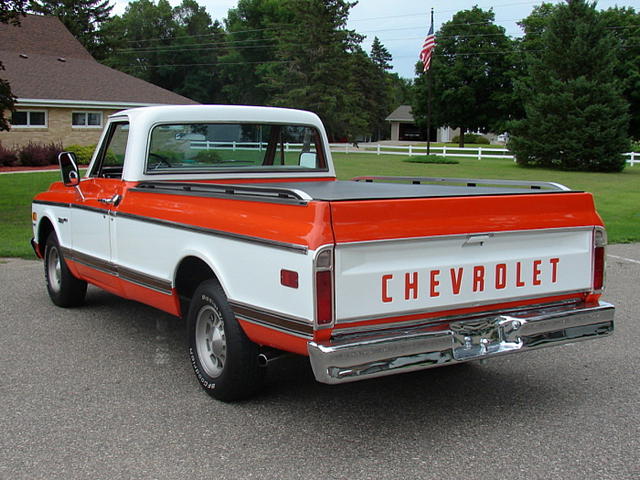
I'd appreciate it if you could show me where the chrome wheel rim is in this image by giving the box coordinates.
[195,304,226,378]
[47,246,62,293]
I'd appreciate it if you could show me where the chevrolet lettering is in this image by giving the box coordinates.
[31,105,614,401]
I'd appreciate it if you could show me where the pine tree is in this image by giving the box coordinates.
[30,0,113,58]
[370,36,391,71]
[600,7,640,140]
[217,0,293,105]
[260,0,363,139]
[509,0,630,172]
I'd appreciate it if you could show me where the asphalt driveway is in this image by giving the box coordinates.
[1,244,638,480]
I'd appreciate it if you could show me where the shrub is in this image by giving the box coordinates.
[403,155,459,164]
[450,134,490,145]
[65,144,96,165]
[18,142,63,167]
[194,150,223,163]
[0,143,19,166]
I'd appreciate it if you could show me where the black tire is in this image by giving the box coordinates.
[44,232,87,308]
[187,279,264,401]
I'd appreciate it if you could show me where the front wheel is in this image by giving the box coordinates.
[187,279,264,401]
[44,232,87,307]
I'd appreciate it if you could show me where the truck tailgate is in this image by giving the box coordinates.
[329,193,602,323]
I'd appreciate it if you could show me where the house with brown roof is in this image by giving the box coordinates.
[0,14,196,148]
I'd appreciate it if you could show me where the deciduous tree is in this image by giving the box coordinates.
[413,7,515,146]
[30,0,113,59]
[0,0,27,131]
[103,0,224,103]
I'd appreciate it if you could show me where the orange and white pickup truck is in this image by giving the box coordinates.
[32,105,614,401]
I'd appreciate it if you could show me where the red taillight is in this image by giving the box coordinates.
[316,270,333,325]
[593,227,606,292]
[315,248,334,327]
[593,246,605,291]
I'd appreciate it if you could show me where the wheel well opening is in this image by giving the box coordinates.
[175,257,218,318]
[38,217,55,246]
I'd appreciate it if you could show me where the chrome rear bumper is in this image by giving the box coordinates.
[308,301,614,384]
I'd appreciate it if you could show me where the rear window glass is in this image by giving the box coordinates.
[146,123,327,174]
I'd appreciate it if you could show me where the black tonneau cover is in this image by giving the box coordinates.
[268,181,576,201]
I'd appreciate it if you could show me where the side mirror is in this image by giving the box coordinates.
[58,152,80,187]
[299,152,317,168]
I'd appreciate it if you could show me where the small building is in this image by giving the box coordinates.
[0,15,196,148]
[385,105,458,143]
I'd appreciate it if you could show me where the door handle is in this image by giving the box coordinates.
[98,194,122,207]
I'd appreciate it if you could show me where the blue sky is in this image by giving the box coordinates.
[112,0,639,79]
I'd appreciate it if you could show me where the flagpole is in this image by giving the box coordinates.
[426,8,433,155]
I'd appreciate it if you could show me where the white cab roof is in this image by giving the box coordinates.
[89,105,335,182]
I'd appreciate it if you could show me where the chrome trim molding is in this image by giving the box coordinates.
[132,181,312,204]
[32,200,71,208]
[308,301,614,384]
[71,204,110,215]
[352,176,572,191]
[229,300,313,338]
[116,211,309,254]
[62,247,173,295]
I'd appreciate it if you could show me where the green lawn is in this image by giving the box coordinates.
[1,156,638,258]
[0,171,60,258]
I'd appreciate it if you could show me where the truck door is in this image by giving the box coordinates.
[70,121,129,291]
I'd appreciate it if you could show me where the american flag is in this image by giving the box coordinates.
[420,18,436,72]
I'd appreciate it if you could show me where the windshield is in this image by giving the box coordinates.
[146,123,327,174]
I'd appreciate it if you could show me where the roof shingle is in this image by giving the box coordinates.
[0,14,196,105]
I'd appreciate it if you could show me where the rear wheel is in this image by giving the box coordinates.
[187,279,264,401]
[44,232,87,307]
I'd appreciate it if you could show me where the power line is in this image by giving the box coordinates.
[111,26,637,57]
[349,1,544,22]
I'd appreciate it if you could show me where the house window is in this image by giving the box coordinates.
[72,112,102,128]
[11,111,47,127]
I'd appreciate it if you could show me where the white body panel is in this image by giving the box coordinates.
[32,204,71,248]
[71,209,111,262]
[334,228,594,322]
[112,215,316,321]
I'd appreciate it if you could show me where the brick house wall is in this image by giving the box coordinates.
[0,107,120,148]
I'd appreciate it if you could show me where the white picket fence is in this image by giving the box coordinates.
[191,140,308,152]
[188,140,640,166]
[626,152,639,166]
[329,143,513,160]
[329,143,640,166]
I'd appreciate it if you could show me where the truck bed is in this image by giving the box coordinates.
[265,179,577,201]
[134,177,577,204]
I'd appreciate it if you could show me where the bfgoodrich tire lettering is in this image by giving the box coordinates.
[44,232,87,307]
[187,279,264,401]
